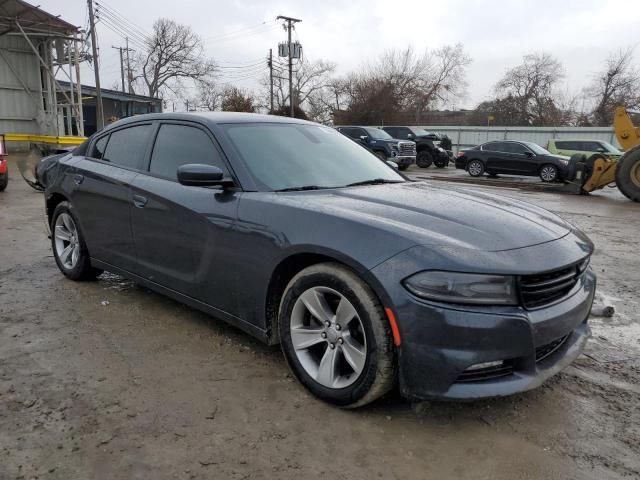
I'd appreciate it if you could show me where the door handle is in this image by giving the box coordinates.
[73,174,84,185]
[133,194,148,208]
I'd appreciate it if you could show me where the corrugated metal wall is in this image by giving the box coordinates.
[419,126,618,153]
[0,35,47,136]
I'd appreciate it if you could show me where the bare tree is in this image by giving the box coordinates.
[336,44,471,125]
[221,86,255,112]
[493,52,565,126]
[587,48,640,126]
[195,79,222,111]
[136,18,217,99]
[263,58,336,114]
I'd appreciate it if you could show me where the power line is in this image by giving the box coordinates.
[94,0,152,39]
[203,20,277,43]
[95,11,148,47]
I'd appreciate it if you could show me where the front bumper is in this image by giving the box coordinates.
[370,236,596,401]
[392,155,415,167]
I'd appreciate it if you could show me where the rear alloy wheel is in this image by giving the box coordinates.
[51,202,102,280]
[279,263,395,407]
[540,164,559,182]
[467,159,485,177]
[416,151,433,168]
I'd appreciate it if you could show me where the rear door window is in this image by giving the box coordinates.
[555,141,580,150]
[149,124,228,180]
[484,142,508,152]
[102,124,153,169]
[582,141,604,151]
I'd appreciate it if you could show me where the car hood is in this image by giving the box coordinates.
[276,182,571,252]
[545,153,571,161]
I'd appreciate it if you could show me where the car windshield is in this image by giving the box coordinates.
[364,128,393,140]
[223,123,404,191]
[525,142,551,155]
[600,141,622,154]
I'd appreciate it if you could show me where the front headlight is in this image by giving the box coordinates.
[391,142,400,151]
[403,271,518,305]
[558,159,569,165]
[437,147,445,152]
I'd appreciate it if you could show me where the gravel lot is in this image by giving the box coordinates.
[1,158,639,479]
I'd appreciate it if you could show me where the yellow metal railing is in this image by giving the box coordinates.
[2,133,87,146]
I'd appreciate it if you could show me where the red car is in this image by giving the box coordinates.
[0,136,8,191]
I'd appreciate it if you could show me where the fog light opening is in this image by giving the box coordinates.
[466,360,504,371]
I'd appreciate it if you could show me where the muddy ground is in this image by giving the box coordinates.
[1,158,639,479]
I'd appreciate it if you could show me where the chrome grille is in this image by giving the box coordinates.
[519,258,589,309]
[398,141,416,156]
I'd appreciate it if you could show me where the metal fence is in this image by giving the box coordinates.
[416,126,618,153]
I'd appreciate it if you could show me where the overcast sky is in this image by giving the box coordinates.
[43,0,640,109]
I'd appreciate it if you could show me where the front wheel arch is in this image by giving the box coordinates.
[264,249,394,345]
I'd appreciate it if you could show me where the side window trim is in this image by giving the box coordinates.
[145,120,238,184]
[86,122,155,172]
[87,133,110,160]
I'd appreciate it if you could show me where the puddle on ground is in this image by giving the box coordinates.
[99,272,137,292]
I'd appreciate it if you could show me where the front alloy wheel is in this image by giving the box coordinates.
[279,263,395,407]
[540,164,558,182]
[290,286,367,389]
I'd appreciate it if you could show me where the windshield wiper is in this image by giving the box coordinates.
[345,178,404,187]
[274,185,331,192]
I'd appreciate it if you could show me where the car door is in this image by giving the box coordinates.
[505,142,538,174]
[130,121,241,307]
[483,142,510,172]
[70,123,154,272]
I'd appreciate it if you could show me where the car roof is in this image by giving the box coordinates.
[549,138,605,142]
[103,112,317,132]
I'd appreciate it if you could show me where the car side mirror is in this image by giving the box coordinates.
[386,160,399,169]
[177,164,233,187]
[407,133,414,139]
[524,151,534,157]
[596,147,605,153]
[359,135,369,142]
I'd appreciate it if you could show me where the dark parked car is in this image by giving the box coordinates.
[335,126,416,170]
[39,113,595,407]
[456,140,570,182]
[382,126,450,168]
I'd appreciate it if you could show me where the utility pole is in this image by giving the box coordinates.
[125,37,133,94]
[268,48,274,113]
[74,31,84,136]
[87,0,104,130]
[276,15,301,117]
[112,46,125,92]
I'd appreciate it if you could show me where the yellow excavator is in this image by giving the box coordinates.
[576,106,640,201]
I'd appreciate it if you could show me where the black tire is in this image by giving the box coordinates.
[398,164,408,171]
[51,201,102,281]
[434,159,448,168]
[374,151,387,162]
[416,150,433,168]
[467,159,485,177]
[615,145,640,202]
[539,164,559,182]
[0,172,7,192]
[279,263,395,408]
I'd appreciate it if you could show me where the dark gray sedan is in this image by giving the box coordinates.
[38,113,596,407]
